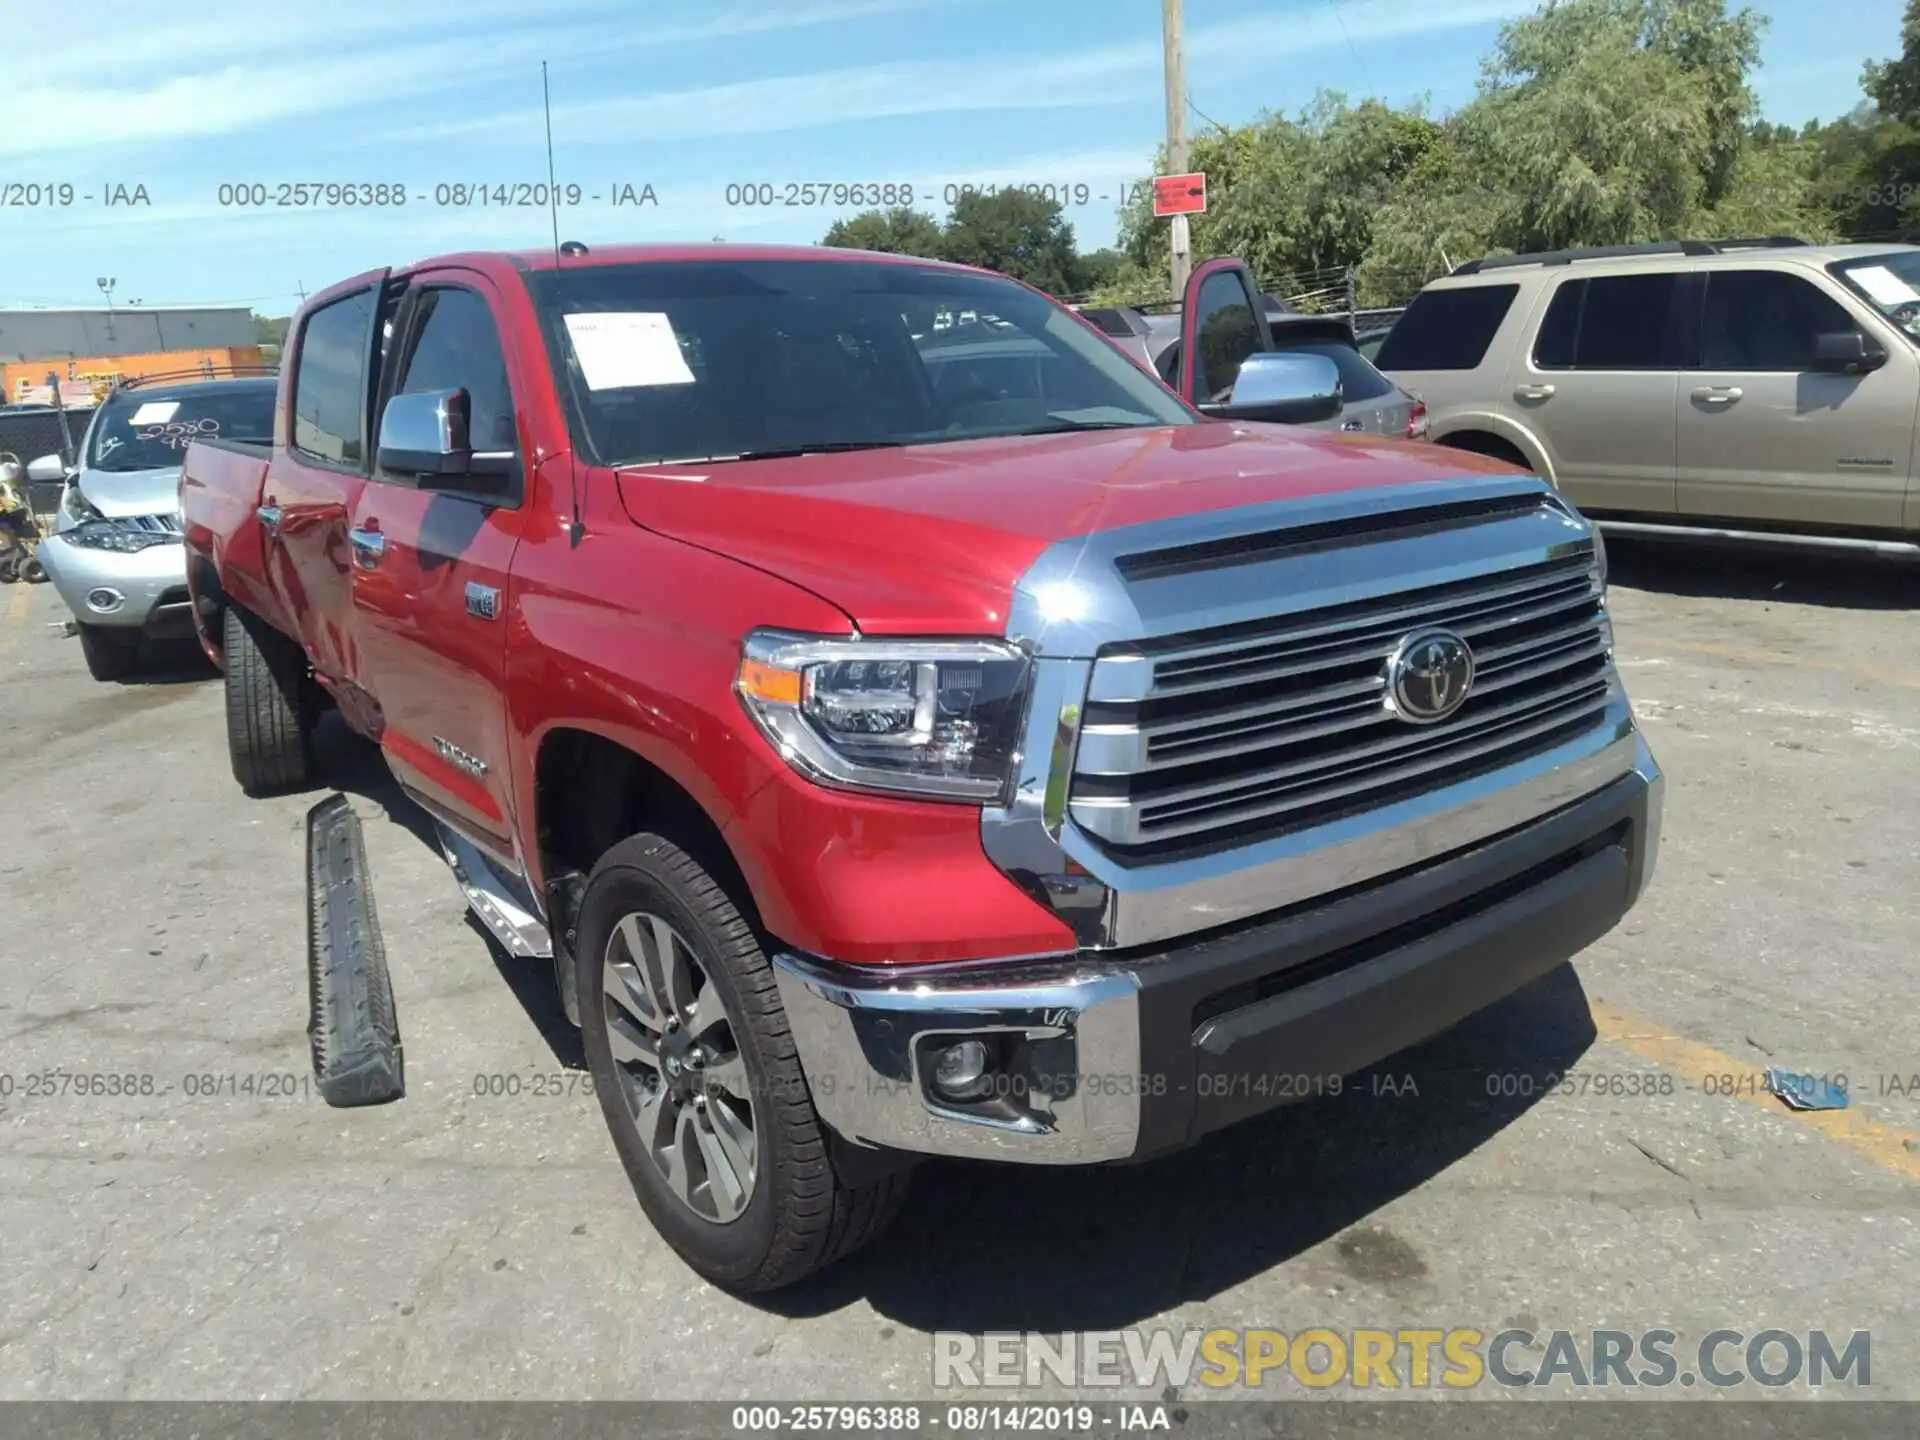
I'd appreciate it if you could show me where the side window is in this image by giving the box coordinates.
[1698,270,1857,372]
[1531,280,1585,368]
[393,288,519,454]
[1190,271,1263,401]
[1374,285,1518,371]
[1573,274,1679,369]
[292,289,376,465]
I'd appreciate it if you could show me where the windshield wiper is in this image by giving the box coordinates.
[624,440,912,466]
[1006,420,1150,436]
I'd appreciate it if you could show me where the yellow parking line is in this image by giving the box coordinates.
[1656,639,1920,693]
[0,582,30,657]
[1589,999,1920,1182]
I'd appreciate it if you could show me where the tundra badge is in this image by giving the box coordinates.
[433,737,489,779]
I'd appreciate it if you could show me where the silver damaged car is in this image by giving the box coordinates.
[38,372,276,680]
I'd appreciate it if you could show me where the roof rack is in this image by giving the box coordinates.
[1450,236,1808,276]
[111,364,280,392]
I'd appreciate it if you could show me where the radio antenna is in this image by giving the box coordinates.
[544,59,585,547]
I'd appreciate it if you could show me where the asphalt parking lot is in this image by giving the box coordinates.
[0,543,1915,1404]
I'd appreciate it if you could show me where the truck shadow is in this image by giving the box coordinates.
[764,962,1597,1331]
[1605,536,1920,610]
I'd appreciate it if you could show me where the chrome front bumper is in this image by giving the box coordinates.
[775,737,1662,1166]
[38,534,189,632]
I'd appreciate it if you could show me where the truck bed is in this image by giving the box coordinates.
[180,436,285,642]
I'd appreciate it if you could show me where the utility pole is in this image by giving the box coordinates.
[1162,0,1190,301]
[96,276,116,343]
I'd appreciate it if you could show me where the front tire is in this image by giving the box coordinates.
[222,604,314,795]
[77,623,136,682]
[578,833,910,1292]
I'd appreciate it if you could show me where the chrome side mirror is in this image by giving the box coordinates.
[25,453,67,482]
[1205,352,1344,425]
[378,389,473,476]
[378,388,519,495]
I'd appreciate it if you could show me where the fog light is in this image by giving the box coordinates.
[930,1039,992,1101]
[86,588,124,614]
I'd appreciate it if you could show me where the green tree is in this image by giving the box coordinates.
[1362,0,1816,290]
[821,206,944,257]
[1864,0,1920,125]
[937,187,1082,294]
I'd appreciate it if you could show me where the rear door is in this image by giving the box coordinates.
[263,270,393,705]
[344,273,531,853]
[1676,267,1917,528]
[1511,269,1688,515]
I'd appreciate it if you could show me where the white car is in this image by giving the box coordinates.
[36,371,276,680]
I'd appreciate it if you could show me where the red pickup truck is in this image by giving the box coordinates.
[181,244,1664,1292]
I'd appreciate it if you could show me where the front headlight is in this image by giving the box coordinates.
[59,485,102,526]
[60,519,177,553]
[737,631,1032,802]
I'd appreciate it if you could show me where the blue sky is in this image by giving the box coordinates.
[0,0,1903,314]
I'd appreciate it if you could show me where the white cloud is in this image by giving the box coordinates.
[0,0,962,159]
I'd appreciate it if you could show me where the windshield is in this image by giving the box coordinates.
[525,260,1194,467]
[1830,251,1920,340]
[84,384,277,473]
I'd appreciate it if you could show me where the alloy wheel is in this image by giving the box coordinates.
[601,910,758,1223]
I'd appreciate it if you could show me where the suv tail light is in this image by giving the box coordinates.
[1405,399,1430,441]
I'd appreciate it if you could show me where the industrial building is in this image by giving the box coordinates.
[0,305,265,405]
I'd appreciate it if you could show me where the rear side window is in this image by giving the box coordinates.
[292,289,376,465]
[1533,274,1681,370]
[1374,285,1518,371]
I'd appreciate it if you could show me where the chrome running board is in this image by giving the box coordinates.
[1596,519,1920,560]
[435,822,552,959]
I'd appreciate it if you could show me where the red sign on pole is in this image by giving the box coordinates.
[1152,172,1207,217]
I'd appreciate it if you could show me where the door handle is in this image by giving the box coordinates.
[348,527,386,569]
[256,503,282,536]
[1513,384,1556,401]
[1690,386,1744,405]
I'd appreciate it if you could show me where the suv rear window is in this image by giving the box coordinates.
[1373,285,1518,371]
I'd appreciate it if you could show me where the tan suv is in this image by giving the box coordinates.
[1376,237,1920,557]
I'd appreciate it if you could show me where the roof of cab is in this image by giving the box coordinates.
[393,242,989,282]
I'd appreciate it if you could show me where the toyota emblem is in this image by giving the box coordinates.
[1386,628,1475,723]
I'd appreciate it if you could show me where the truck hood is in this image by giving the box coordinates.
[68,465,182,520]
[614,424,1526,635]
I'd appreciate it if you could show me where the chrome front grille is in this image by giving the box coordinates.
[119,512,184,534]
[1070,550,1612,851]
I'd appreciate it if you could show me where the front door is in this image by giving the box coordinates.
[346,276,531,855]
[1676,267,1918,529]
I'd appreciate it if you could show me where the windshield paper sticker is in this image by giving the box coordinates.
[1848,265,1920,306]
[564,312,696,390]
[128,401,181,425]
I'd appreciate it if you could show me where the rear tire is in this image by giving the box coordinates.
[223,604,314,795]
[578,832,910,1292]
[78,623,136,682]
